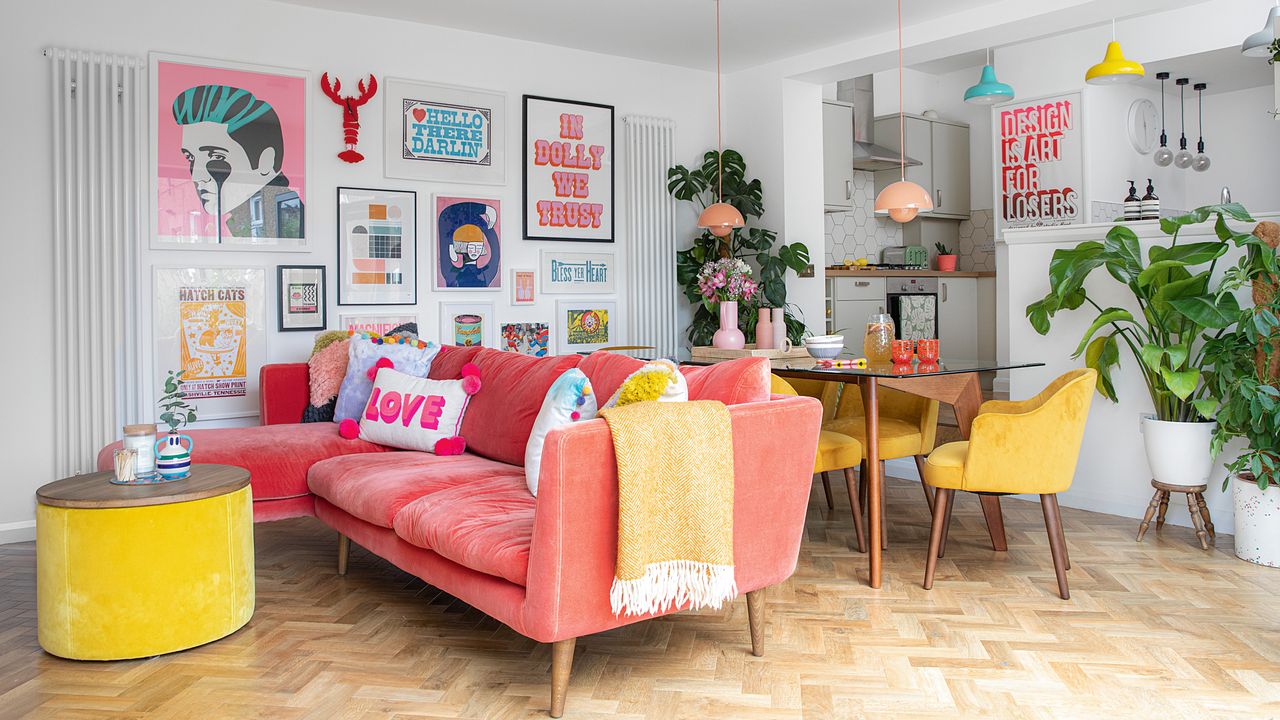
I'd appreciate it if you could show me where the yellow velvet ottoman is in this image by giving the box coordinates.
[36,464,254,660]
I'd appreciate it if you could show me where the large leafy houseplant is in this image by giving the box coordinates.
[1201,220,1280,489]
[668,149,810,345]
[1026,204,1255,421]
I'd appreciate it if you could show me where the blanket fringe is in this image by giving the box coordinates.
[610,560,738,617]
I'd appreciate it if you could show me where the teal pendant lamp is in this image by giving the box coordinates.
[964,49,1014,105]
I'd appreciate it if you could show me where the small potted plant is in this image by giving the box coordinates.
[155,369,198,481]
[934,241,957,272]
[1201,220,1280,566]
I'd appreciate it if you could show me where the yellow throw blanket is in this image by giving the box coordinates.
[599,400,736,617]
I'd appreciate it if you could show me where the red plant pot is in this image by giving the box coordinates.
[936,254,958,272]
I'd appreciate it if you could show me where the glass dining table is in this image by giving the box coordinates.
[699,354,1044,589]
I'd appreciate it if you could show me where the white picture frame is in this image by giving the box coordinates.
[539,250,615,295]
[337,312,418,336]
[991,91,1086,235]
[150,53,310,251]
[439,301,497,348]
[499,321,551,357]
[555,298,618,354]
[511,268,536,305]
[153,266,268,421]
[384,77,506,185]
[337,186,417,306]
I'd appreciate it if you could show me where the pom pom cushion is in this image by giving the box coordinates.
[525,369,597,496]
[334,334,439,422]
[357,365,479,455]
[578,351,769,405]
[603,359,688,409]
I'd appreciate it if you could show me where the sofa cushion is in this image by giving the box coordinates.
[95,423,397,502]
[308,452,524,529]
[580,352,769,406]
[392,474,536,586]
[427,345,484,380]
[431,348,581,466]
[577,351,644,401]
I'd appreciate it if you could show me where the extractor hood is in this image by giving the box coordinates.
[837,76,921,172]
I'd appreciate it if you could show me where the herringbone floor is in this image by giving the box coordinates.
[3,477,1279,719]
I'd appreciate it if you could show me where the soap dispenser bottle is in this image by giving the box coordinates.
[1123,181,1141,221]
[1140,179,1160,220]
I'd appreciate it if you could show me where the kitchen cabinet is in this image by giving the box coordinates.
[822,101,855,212]
[938,277,978,360]
[827,277,886,337]
[873,113,970,220]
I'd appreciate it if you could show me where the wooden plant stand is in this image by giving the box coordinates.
[1136,480,1216,551]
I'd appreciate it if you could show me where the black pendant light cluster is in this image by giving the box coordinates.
[1153,74,1210,172]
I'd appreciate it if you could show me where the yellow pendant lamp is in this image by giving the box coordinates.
[1085,20,1144,84]
[874,0,932,223]
[698,0,745,238]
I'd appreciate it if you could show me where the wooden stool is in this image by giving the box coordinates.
[1136,480,1216,550]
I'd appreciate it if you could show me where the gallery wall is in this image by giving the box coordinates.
[0,0,718,540]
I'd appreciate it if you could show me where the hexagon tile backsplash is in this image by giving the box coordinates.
[956,209,996,272]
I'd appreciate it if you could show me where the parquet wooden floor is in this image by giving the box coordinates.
[3,476,1280,719]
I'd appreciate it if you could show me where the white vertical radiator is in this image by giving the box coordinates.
[45,48,145,476]
[622,115,680,358]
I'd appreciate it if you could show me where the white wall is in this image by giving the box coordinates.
[0,0,716,540]
[1184,84,1280,210]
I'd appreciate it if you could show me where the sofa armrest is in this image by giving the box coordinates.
[259,363,310,425]
[521,395,822,643]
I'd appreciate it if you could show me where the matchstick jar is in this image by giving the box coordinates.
[122,424,158,479]
[111,448,137,485]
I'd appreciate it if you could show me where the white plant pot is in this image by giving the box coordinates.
[1233,475,1280,568]
[1139,417,1215,488]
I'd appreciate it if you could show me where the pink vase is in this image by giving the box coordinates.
[755,308,774,349]
[712,301,746,349]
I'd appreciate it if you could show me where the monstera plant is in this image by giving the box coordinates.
[668,149,810,346]
[1026,203,1255,488]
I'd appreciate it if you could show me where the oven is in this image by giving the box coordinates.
[886,277,939,341]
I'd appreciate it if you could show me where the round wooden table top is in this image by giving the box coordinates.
[36,464,251,509]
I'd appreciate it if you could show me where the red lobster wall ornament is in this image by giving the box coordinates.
[320,73,378,163]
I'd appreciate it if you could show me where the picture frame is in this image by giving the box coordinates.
[555,298,618,354]
[539,250,615,295]
[337,313,418,336]
[991,91,1086,233]
[150,53,309,251]
[276,265,326,331]
[337,186,417,305]
[439,301,497,348]
[523,95,615,242]
[434,195,502,291]
[384,77,506,185]
[152,266,268,421]
[511,268,536,305]
[500,322,551,357]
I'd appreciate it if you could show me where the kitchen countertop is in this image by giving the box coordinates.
[826,268,996,278]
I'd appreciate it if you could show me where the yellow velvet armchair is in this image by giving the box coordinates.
[919,368,1097,600]
[772,375,866,552]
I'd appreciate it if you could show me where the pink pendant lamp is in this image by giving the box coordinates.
[698,0,745,238]
[874,0,933,223]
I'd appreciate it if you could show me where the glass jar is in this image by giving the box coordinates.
[123,424,158,479]
[863,313,895,364]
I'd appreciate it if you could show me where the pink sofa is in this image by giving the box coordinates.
[98,347,821,716]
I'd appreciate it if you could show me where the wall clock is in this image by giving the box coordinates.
[1127,98,1160,155]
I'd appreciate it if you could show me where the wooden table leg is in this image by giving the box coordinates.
[949,374,1008,552]
[861,378,882,589]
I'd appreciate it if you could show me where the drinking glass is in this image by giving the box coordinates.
[917,338,939,363]
[891,339,915,364]
[863,313,895,364]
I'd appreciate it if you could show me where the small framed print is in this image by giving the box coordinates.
[434,194,502,291]
[556,298,618,354]
[337,186,417,306]
[439,301,496,348]
[540,250,615,294]
[277,265,326,331]
[337,312,417,336]
[511,268,536,305]
[500,322,550,357]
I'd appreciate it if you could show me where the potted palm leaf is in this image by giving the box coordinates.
[1026,203,1255,488]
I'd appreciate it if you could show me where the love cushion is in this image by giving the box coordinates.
[353,363,481,456]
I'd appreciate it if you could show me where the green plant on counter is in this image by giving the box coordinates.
[159,369,198,434]
[1201,220,1280,489]
[667,149,811,346]
[934,241,953,256]
[1025,203,1256,422]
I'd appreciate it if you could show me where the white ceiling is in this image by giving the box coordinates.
[1143,47,1274,97]
[271,0,1002,72]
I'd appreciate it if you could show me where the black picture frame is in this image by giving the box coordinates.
[336,186,418,306]
[276,264,327,332]
[522,94,616,243]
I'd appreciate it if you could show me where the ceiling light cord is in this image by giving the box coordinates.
[898,0,905,182]
[716,0,723,203]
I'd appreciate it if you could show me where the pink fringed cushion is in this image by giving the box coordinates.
[308,339,350,407]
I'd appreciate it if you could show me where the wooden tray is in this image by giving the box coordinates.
[690,344,813,362]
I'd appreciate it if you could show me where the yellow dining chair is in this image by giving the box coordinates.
[772,375,866,552]
[825,385,940,548]
[919,368,1097,600]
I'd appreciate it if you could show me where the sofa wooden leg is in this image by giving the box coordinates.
[923,489,951,590]
[745,589,765,657]
[843,467,867,553]
[337,534,350,576]
[1041,494,1070,600]
[549,637,576,718]
[820,472,835,510]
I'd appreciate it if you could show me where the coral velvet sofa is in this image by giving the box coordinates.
[97,347,822,717]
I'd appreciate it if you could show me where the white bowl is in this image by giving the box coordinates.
[805,345,844,360]
[805,334,844,345]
